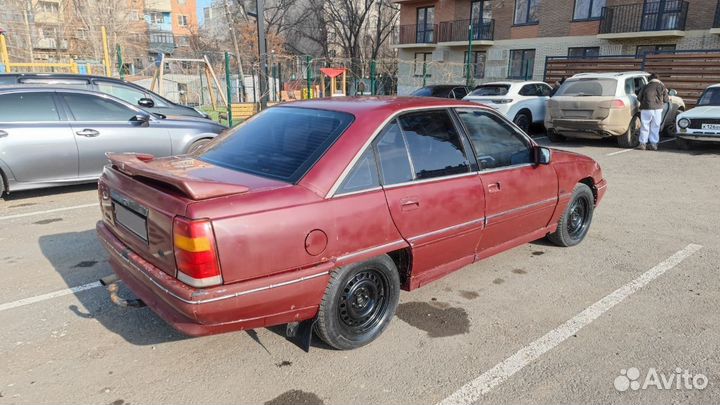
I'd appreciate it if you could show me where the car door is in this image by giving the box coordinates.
[455,108,558,254]
[377,110,485,283]
[59,92,171,179]
[0,91,78,183]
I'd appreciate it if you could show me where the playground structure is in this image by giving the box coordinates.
[320,67,347,97]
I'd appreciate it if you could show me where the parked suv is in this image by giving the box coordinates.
[463,81,552,133]
[545,72,684,148]
[0,73,209,119]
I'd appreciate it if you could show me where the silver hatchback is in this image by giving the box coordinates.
[0,87,226,196]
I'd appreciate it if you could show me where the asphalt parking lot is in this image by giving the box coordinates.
[1,137,718,405]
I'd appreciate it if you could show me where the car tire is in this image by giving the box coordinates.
[675,137,692,150]
[187,139,211,154]
[618,115,640,148]
[547,129,566,143]
[316,255,401,350]
[513,111,531,133]
[0,173,5,200]
[548,183,594,247]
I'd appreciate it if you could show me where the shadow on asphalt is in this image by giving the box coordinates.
[2,183,98,202]
[39,229,188,346]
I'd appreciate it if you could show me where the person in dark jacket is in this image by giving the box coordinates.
[637,73,669,150]
[550,77,566,97]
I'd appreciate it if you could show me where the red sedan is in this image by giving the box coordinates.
[96,97,606,350]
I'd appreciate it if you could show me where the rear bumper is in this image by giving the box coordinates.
[96,221,329,336]
[546,118,627,137]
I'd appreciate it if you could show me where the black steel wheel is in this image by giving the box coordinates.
[316,255,400,350]
[548,183,595,247]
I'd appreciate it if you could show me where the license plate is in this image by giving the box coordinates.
[114,203,148,242]
[701,123,720,131]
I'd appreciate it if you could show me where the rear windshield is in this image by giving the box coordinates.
[199,107,354,183]
[555,78,617,97]
[410,88,432,97]
[698,88,720,106]
[469,85,510,96]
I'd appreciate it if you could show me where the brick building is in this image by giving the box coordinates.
[392,0,720,94]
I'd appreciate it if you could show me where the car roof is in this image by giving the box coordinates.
[420,84,467,89]
[570,71,649,79]
[280,96,485,115]
[706,84,720,89]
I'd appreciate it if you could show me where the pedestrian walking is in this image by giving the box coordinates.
[637,73,669,151]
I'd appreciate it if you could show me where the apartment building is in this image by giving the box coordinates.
[145,0,175,56]
[171,0,198,54]
[392,0,720,94]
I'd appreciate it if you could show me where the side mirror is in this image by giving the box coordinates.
[669,89,678,97]
[535,146,552,165]
[131,113,151,127]
[138,98,155,108]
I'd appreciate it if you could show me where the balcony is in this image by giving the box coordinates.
[598,1,688,39]
[34,38,68,50]
[712,0,720,34]
[438,19,494,45]
[394,24,437,48]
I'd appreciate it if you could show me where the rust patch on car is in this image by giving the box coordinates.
[459,290,479,300]
[396,301,470,337]
[33,218,63,225]
[264,390,324,405]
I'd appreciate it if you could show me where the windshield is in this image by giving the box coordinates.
[555,78,617,97]
[469,85,510,96]
[199,107,354,183]
[410,87,433,97]
[697,88,720,106]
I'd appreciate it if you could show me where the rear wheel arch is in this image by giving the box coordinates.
[386,248,413,291]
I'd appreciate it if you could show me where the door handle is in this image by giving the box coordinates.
[488,182,501,193]
[76,129,100,137]
[400,197,420,211]
[0,130,7,138]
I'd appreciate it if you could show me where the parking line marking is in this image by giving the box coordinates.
[0,203,97,221]
[0,282,102,313]
[438,243,703,405]
[606,138,676,156]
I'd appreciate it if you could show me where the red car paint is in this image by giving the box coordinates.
[96,97,607,336]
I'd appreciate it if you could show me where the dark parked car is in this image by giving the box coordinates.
[0,73,209,119]
[0,87,226,196]
[96,97,606,350]
[410,85,470,99]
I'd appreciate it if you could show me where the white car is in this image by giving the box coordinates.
[463,81,552,132]
[676,84,720,149]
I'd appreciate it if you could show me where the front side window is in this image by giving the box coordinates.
[200,107,354,183]
[398,111,470,180]
[337,149,380,195]
[519,84,539,96]
[509,49,535,80]
[0,92,60,122]
[573,0,605,20]
[416,7,435,43]
[62,94,137,121]
[456,109,532,169]
[96,81,147,106]
[514,0,540,25]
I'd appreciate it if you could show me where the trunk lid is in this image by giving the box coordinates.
[99,153,288,277]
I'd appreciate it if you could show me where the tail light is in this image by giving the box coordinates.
[610,99,625,109]
[173,217,222,288]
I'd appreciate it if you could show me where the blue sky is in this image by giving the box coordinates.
[197,0,212,24]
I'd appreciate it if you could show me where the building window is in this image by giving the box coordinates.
[150,12,164,24]
[178,15,188,26]
[514,0,539,25]
[177,36,190,47]
[464,51,487,79]
[508,49,535,79]
[573,0,605,21]
[568,47,600,58]
[636,44,676,57]
[38,1,60,14]
[416,7,435,43]
[414,52,432,76]
[150,32,174,44]
[204,7,212,20]
[40,26,57,38]
[76,29,87,40]
[130,10,140,21]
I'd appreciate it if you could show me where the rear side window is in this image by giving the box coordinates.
[556,78,617,97]
[398,111,470,179]
[0,92,60,121]
[337,149,380,195]
[62,94,137,121]
[375,121,414,185]
[452,87,468,99]
[200,107,354,183]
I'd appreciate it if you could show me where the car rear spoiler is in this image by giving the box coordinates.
[106,153,250,200]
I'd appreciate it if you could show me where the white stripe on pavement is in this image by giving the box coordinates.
[0,282,102,312]
[438,243,703,405]
[0,203,97,221]
[606,138,676,156]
